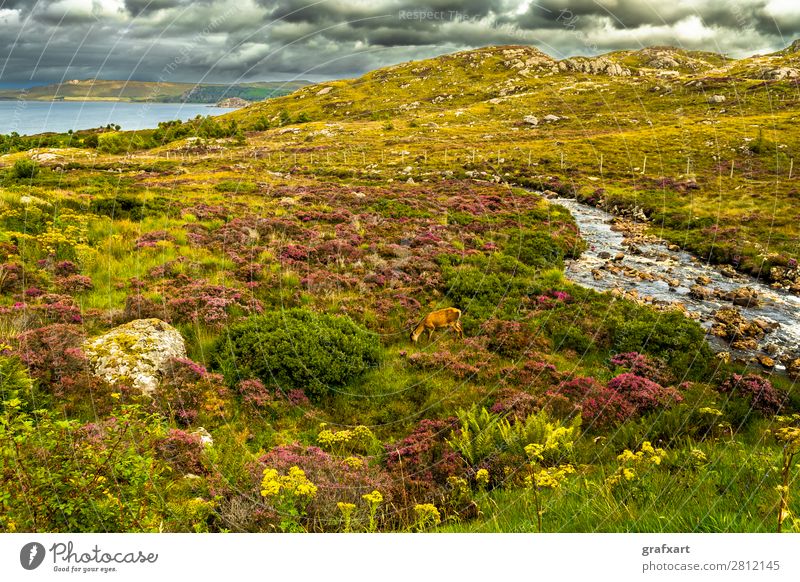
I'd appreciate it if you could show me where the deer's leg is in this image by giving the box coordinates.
[428,326,434,341]
[456,321,463,339]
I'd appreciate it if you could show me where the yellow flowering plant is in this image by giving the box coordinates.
[361,489,383,532]
[337,502,356,533]
[413,504,442,531]
[606,442,666,501]
[771,418,800,532]
[524,443,576,532]
[317,423,379,456]
[260,465,318,532]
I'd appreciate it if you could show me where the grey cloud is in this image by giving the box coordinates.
[0,0,798,85]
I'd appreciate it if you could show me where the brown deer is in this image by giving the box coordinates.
[410,307,463,343]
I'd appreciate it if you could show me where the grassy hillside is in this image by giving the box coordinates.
[219,43,800,286]
[0,79,312,103]
[1,43,799,534]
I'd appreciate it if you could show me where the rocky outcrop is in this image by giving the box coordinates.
[559,58,631,76]
[84,318,187,394]
[761,67,799,80]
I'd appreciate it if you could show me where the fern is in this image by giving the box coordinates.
[447,405,506,466]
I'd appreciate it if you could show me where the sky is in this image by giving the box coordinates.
[0,0,799,86]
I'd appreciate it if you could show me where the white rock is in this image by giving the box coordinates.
[191,427,214,447]
[316,86,333,95]
[523,115,539,126]
[84,318,187,395]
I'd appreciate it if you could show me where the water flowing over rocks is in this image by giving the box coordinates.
[84,318,187,394]
[553,198,800,372]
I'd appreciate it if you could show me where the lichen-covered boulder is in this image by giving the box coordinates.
[84,318,187,394]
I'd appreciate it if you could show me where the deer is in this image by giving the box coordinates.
[410,307,463,343]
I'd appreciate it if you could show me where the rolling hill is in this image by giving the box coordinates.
[0,79,312,103]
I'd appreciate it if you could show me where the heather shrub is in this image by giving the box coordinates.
[499,359,564,392]
[482,318,531,358]
[167,281,262,327]
[156,429,207,475]
[718,374,784,416]
[545,376,635,429]
[606,373,683,415]
[212,308,381,401]
[236,378,273,409]
[384,418,465,494]
[15,324,90,394]
[490,387,541,421]
[610,351,673,385]
[152,358,231,427]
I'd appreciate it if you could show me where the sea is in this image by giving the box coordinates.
[0,101,237,136]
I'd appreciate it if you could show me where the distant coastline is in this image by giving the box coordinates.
[0,100,239,136]
[0,78,312,104]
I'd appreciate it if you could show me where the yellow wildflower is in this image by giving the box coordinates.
[260,468,281,497]
[342,456,363,469]
[414,504,441,527]
[362,490,383,505]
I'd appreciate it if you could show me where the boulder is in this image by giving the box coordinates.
[757,355,775,369]
[523,115,539,126]
[708,95,725,103]
[84,318,187,395]
[722,286,760,308]
[689,285,712,300]
[787,358,800,379]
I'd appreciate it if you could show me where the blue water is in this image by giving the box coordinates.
[0,101,236,136]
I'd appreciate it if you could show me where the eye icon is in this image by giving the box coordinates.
[20,542,46,570]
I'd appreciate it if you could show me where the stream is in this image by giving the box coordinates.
[553,197,800,372]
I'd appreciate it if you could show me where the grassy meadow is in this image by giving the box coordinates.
[1,43,799,533]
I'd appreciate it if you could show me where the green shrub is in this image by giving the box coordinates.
[212,308,381,401]
[612,308,711,379]
[12,158,38,179]
[505,229,564,270]
[441,255,531,328]
[0,355,35,411]
[215,181,258,194]
[0,400,170,532]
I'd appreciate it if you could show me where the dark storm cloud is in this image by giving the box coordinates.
[123,0,187,15]
[0,0,799,85]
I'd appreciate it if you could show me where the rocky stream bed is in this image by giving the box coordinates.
[553,197,800,377]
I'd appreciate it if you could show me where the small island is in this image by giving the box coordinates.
[215,97,251,108]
